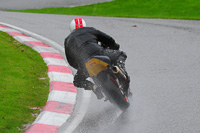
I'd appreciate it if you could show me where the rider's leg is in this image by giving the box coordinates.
[115,53,131,95]
[104,49,131,95]
[115,52,130,86]
[73,69,104,99]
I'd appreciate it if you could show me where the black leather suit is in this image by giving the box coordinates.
[64,27,129,90]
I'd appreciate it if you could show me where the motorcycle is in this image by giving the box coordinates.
[85,55,130,110]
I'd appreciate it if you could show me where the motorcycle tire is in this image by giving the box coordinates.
[97,71,130,110]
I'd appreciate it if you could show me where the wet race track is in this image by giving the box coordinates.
[1,1,200,133]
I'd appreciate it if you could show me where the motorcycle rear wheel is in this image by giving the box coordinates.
[97,71,130,110]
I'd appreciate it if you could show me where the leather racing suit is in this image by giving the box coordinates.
[64,27,130,98]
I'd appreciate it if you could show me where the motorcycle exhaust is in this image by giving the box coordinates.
[112,66,127,80]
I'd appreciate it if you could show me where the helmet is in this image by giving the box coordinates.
[69,18,86,32]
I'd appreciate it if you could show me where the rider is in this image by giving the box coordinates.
[64,18,130,99]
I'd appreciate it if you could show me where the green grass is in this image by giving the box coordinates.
[0,31,49,132]
[10,0,200,20]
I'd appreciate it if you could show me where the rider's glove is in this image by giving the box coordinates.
[116,43,120,50]
[113,43,120,50]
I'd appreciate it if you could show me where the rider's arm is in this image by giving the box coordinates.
[64,38,79,69]
[93,28,120,50]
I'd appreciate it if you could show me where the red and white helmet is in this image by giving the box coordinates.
[69,18,86,32]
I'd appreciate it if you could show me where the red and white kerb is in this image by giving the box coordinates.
[0,24,77,133]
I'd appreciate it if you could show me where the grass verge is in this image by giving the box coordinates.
[10,0,200,20]
[0,31,49,133]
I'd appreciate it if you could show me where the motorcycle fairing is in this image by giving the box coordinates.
[85,56,110,77]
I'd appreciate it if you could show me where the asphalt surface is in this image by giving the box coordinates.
[0,0,112,10]
[1,2,200,133]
